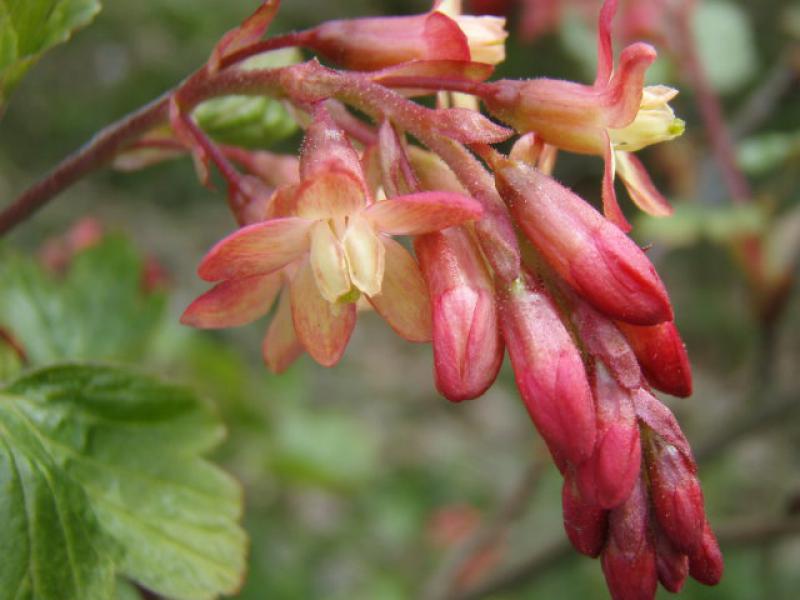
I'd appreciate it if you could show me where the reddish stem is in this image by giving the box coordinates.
[673,5,752,203]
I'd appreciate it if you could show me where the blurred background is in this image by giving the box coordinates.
[0,0,799,598]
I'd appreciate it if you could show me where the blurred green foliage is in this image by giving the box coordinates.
[0,0,798,599]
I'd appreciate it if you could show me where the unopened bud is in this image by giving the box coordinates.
[652,518,689,593]
[563,470,608,557]
[498,271,596,464]
[494,159,673,326]
[688,520,724,586]
[617,320,692,397]
[577,364,642,509]
[645,434,705,554]
[601,477,658,600]
[415,227,503,401]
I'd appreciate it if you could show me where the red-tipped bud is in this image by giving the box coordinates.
[307,12,470,72]
[645,434,705,554]
[688,520,724,586]
[494,159,673,326]
[498,271,596,464]
[415,227,503,401]
[562,470,608,557]
[572,300,643,389]
[617,320,693,397]
[576,364,642,509]
[652,518,689,593]
[601,477,658,600]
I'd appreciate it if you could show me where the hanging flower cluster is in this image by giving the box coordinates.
[161,0,723,596]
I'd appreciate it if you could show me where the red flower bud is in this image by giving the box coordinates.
[494,159,673,326]
[307,12,471,72]
[415,226,503,401]
[652,518,689,593]
[601,477,658,600]
[617,320,692,397]
[645,434,705,554]
[688,520,724,586]
[576,364,642,509]
[499,271,596,464]
[562,470,608,557]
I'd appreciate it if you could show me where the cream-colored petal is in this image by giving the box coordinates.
[343,214,385,297]
[309,220,351,303]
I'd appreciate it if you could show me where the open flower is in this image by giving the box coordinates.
[183,106,483,367]
[479,0,683,230]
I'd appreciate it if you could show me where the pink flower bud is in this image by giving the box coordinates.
[415,226,503,401]
[617,320,693,397]
[498,271,596,464]
[652,518,689,593]
[601,477,658,600]
[688,520,724,586]
[645,434,705,554]
[307,12,471,72]
[494,158,673,325]
[562,470,608,557]
[576,364,642,509]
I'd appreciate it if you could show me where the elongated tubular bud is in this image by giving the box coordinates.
[498,271,596,464]
[601,477,658,600]
[644,433,705,555]
[652,518,689,593]
[494,159,673,326]
[563,469,608,557]
[306,12,470,72]
[617,320,692,397]
[576,364,642,509]
[688,520,724,586]
[415,226,503,401]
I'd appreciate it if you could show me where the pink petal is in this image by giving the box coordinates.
[615,151,674,217]
[368,237,432,342]
[594,0,617,86]
[181,273,281,328]
[198,218,312,281]
[290,260,356,367]
[602,134,633,232]
[208,0,279,74]
[263,287,304,373]
[295,170,366,220]
[603,42,657,129]
[364,191,482,235]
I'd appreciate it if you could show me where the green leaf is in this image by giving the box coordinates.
[0,0,101,110]
[0,364,246,600]
[0,235,166,368]
[193,48,301,149]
